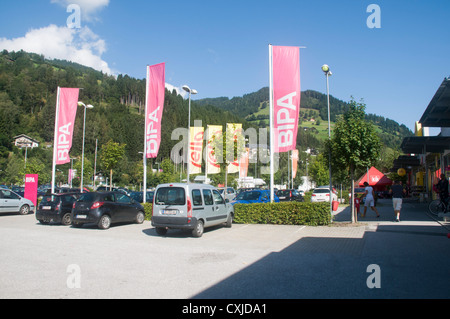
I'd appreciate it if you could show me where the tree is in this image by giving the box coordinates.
[99,140,126,190]
[326,99,381,223]
[309,153,329,186]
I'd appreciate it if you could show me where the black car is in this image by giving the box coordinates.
[71,191,145,229]
[276,189,304,202]
[36,193,82,225]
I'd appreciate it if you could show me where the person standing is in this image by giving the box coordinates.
[436,174,449,212]
[361,181,380,218]
[390,180,405,222]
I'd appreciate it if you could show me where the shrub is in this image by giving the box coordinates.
[143,203,153,221]
[233,202,331,226]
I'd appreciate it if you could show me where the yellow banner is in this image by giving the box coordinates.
[227,123,243,174]
[206,125,222,175]
[189,126,204,175]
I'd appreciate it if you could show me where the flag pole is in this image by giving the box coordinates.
[51,87,61,194]
[143,66,150,203]
[268,44,275,203]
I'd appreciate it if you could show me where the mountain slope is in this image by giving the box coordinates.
[196,88,413,150]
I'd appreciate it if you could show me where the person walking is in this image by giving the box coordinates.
[390,180,405,222]
[361,181,380,218]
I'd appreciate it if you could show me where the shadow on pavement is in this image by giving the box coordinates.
[192,200,450,299]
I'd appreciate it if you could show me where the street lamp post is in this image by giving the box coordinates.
[78,102,94,193]
[182,85,198,183]
[321,65,333,222]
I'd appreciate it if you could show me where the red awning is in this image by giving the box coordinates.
[357,167,393,188]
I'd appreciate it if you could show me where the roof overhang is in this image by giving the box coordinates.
[419,77,450,127]
[401,136,450,154]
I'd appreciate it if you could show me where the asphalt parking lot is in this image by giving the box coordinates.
[1,199,449,300]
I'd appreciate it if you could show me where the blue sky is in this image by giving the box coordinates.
[0,0,449,133]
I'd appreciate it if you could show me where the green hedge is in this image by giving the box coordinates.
[143,203,153,221]
[233,202,331,226]
[142,202,331,226]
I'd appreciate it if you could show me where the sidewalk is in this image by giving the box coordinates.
[334,198,450,228]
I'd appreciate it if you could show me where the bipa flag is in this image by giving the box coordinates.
[54,87,79,165]
[189,126,204,175]
[272,46,301,153]
[145,63,165,158]
[206,125,222,175]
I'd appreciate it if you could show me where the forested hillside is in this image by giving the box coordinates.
[0,50,246,186]
[196,88,413,151]
[0,50,413,188]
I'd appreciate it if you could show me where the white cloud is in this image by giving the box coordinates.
[51,0,110,20]
[0,24,113,74]
[165,83,188,98]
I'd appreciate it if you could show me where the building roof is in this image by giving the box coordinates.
[419,77,450,127]
[401,136,450,154]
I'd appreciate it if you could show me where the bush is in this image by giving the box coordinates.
[233,202,331,226]
[143,203,153,221]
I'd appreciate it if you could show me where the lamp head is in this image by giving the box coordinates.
[321,64,330,74]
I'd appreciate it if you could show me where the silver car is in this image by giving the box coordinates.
[0,188,35,215]
[152,183,234,237]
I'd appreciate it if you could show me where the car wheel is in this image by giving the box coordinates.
[192,220,204,238]
[19,205,30,215]
[98,215,111,230]
[61,213,72,226]
[155,227,168,235]
[135,211,145,224]
[225,214,233,228]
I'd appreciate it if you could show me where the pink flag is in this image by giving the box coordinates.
[272,46,301,153]
[55,88,80,165]
[24,174,38,207]
[145,63,165,159]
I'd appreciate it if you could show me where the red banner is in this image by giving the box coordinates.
[55,88,80,165]
[145,63,165,159]
[272,46,301,153]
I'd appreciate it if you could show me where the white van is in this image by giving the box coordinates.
[152,183,234,237]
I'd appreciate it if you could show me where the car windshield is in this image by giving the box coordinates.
[236,191,261,200]
[277,190,291,196]
[155,187,185,205]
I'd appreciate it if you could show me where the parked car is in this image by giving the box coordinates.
[152,183,234,237]
[311,186,338,203]
[0,188,35,215]
[218,187,237,201]
[36,193,82,225]
[129,191,154,203]
[231,189,280,205]
[276,189,304,202]
[71,191,145,230]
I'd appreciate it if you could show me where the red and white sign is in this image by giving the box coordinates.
[272,46,301,153]
[145,63,165,159]
[24,174,38,207]
[189,127,204,175]
[55,88,79,165]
